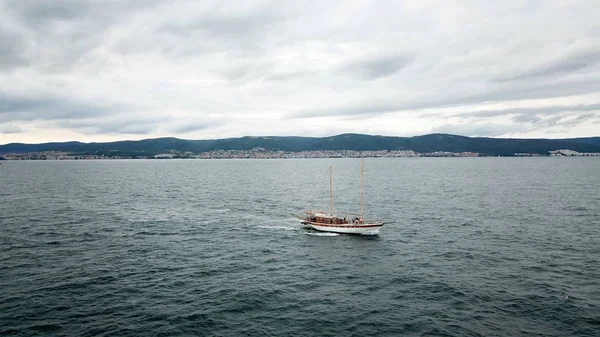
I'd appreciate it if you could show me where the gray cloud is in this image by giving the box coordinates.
[496,49,600,82]
[0,0,161,73]
[555,112,600,127]
[1,1,600,142]
[433,104,600,135]
[0,25,33,69]
[169,124,209,134]
[55,114,169,135]
[0,123,24,134]
[53,114,226,135]
[168,121,222,134]
[292,78,600,119]
[151,2,291,60]
[5,0,159,23]
[79,123,157,135]
[442,103,600,131]
[512,114,542,123]
[432,108,600,137]
[5,0,92,22]
[0,93,47,113]
[430,123,531,137]
[159,7,283,39]
[264,71,308,82]
[341,54,413,80]
[0,92,124,123]
[457,103,600,119]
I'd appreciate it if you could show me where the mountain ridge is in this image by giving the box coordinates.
[1,133,600,157]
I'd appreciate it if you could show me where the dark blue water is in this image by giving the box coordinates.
[1,158,599,336]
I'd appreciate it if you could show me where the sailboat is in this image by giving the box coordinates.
[301,158,386,235]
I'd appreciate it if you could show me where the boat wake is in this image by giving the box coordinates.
[257,225,299,232]
[303,231,340,237]
[257,225,340,236]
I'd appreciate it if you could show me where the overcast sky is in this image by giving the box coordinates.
[1,0,599,144]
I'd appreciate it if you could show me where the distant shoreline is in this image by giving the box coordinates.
[1,149,599,160]
[2,133,600,159]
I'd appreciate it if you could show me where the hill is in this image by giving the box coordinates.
[1,133,600,157]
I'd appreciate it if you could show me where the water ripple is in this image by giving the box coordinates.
[1,158,599,336]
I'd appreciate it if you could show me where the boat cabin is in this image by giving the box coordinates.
[304,211,363,225]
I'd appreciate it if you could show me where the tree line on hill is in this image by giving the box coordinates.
[1,133,600,158]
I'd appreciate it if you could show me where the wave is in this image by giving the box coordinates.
[127,218,170,223]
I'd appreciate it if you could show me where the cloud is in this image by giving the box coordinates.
[6,0,92,22]
[457,102,600,118]
[444,103,600,131]
[0,91,123,123]
[0,24,32,70]
[290,77,600,119]
[512,113,542,123]
[0,123,24,134]
[4,0,160,24]
[496,47,600,82]
[0,0,162,73]
[430,123,531,137]
[166,117,225,134]
[158,5,284,39]
[341,53,413,80]
[429,103,600,136]
[1,0,600,143]
[54,114,170,135]
[168,123,213,134]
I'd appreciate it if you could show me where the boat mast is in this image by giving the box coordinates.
[360,158,364,219]
[329,165,334,216]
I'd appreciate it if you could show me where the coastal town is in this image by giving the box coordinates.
[1,148,599,160]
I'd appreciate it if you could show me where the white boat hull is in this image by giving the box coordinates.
[302,221,383,235]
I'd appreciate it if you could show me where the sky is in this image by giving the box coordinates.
[1,0,600,144]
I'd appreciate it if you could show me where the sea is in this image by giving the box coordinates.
[0,158,599,337]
